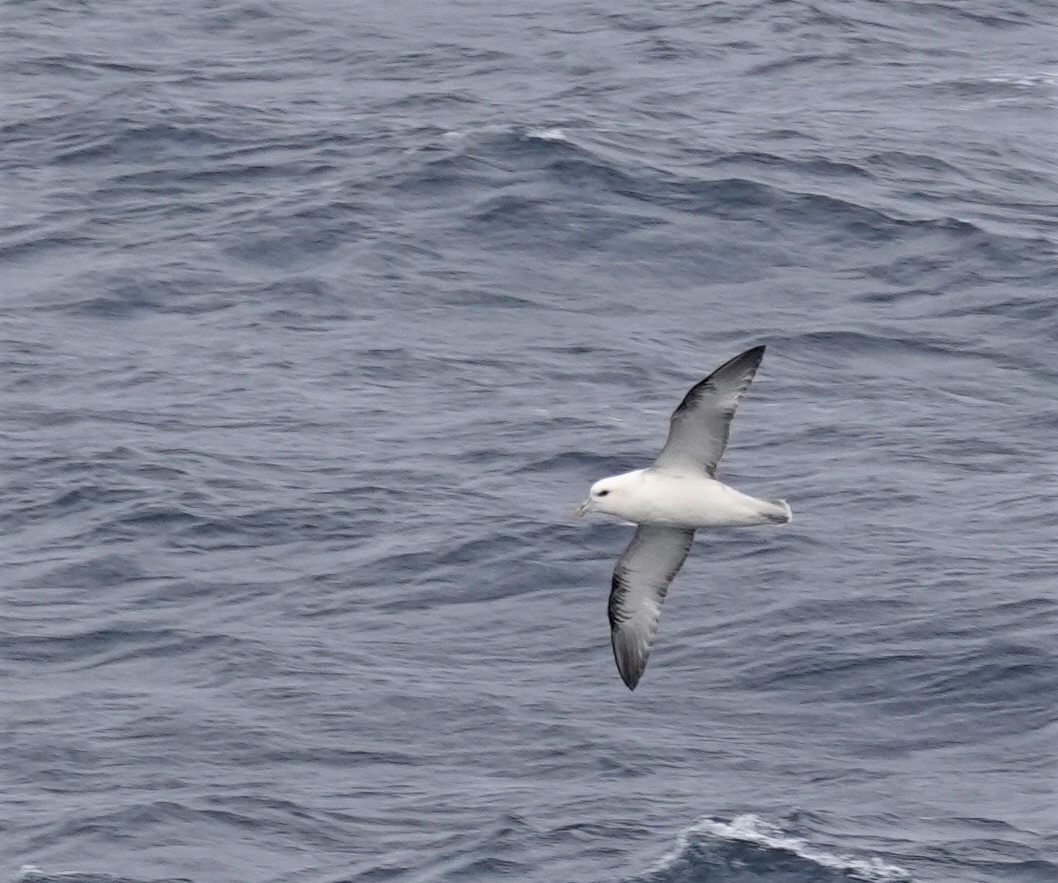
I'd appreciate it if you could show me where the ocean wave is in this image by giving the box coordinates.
[5,0,1058,879]
[642,815,911,882]
[16,868,187,883]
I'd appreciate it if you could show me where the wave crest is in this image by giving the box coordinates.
[644,814,911,882]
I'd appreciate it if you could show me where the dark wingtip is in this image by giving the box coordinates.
[711,345,766,381]
[741,344,766,362]
[612,635,645,691]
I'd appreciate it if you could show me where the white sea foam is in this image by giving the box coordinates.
[17,867,79,881]
[16,866,119,882]
[647,814,912,882]
[983,71,1058,89]
[525,127,567,142]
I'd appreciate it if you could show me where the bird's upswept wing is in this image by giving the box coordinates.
[608,525,696,690]
[653,345,765,476]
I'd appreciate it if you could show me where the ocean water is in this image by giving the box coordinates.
[2,0,1057,881]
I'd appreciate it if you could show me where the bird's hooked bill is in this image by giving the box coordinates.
[574,499,591,517]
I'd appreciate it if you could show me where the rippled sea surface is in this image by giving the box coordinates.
[3,1,1057,881]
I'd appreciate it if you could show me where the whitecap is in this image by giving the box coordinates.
[647,814,912,882]
[983,71,1058,89]
[525,127,567,142]
[17,868,78,881]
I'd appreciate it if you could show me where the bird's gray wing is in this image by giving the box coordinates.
[653,345,766,476]
[608,525,696,690]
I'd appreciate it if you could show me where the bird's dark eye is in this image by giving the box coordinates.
[598,490,610,497]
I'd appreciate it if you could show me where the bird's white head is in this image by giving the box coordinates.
[574,471,640,518]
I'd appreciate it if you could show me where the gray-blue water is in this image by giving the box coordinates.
[3,1,1057,881]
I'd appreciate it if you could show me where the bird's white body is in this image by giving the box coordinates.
[587,468,791,529]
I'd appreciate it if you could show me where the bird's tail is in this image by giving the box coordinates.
[763,498,793,524]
